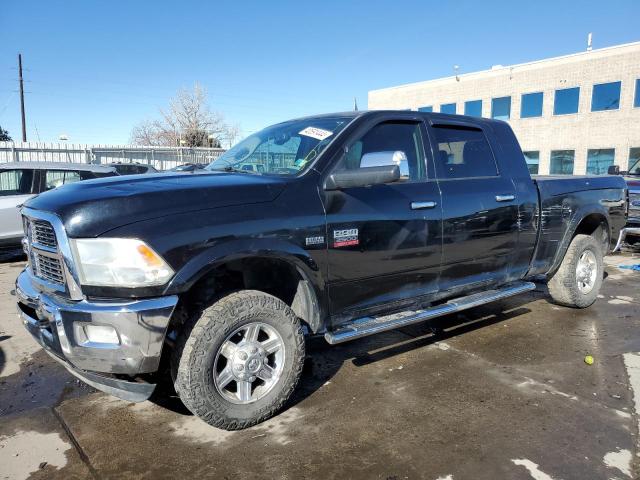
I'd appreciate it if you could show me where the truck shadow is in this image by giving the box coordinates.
[0,249,26,263]
[289,294,538,409]
[149,290,541,417]
[0,335,10,377]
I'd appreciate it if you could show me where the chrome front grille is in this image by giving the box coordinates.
[31,251,65,284]
[31,220,57,249]
[21,208,83,300]
[630,190,640,222]
[23,215,66,287]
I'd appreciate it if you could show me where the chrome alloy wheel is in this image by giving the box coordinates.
[213,322,285,404]
[576,249,598,294]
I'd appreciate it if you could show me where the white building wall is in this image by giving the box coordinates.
[368,42,640,175]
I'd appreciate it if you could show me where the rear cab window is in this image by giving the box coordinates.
[431,125,498,179]
[0,169,35,196]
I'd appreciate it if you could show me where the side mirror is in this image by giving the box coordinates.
[326,165,400,190]
[360,151,409,178]
[608,165,620,175]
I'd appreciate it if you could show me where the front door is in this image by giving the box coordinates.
[427,120,519,292]
[323,120,442,319]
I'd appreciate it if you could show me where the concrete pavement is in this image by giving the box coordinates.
[1,252,639,479]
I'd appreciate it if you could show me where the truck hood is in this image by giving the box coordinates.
[24,171,288,237]
[623,176,640,189]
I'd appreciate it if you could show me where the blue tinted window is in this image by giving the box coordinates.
[521,92,543,118]
[440,103,456,114]
[635,79,640,108]
[591,82,621,111]
[418,106,433,112]
[491,96,511,120]
[554,87,580,115]
[550,150,574,175]
[464,100,482,117]
[586,149,615,175]
[523,151,539,175]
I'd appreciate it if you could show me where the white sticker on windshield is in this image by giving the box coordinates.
[299,126,333,141]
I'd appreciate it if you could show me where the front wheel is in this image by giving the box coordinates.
[547,234,604,308]
[173,290,305,430]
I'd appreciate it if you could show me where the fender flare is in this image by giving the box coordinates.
[548,203,610,276]
[163,238,326,332]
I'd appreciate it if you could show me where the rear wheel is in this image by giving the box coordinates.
[172,290,305,430]
[547,234,603,308]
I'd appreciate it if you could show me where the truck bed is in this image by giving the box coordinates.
[528,174,627,276]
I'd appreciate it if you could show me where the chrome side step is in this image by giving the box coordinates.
[324,281,536,345]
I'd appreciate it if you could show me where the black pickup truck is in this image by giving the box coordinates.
[16,111,629,430]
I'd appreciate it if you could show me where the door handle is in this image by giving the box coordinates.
[495,194,515,202]
[411,201,437,210]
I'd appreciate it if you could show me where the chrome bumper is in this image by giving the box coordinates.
[613,227,640,252]
[15,268,178,402]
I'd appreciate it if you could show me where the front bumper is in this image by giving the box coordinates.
[15,268,178,402]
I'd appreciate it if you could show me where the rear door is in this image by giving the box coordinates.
[427,119,519,292]
[323,118,443,318]
[0,168,36,243]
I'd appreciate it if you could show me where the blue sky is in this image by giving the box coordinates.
[1,0,638,145]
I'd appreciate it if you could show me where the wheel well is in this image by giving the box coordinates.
[174,257,321,333]
[573,213,609,252]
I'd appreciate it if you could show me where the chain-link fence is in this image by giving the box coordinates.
[0,142,226,170]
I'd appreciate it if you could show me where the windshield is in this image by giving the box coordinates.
[206,116,352,175]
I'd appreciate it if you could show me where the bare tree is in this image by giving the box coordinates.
[222,123,242,148]
[130,83,235,147]
[129,121,158,146]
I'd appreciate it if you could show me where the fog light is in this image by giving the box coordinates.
[84,325,120,345]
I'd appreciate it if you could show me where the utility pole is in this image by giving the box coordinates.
[18,53,27,142]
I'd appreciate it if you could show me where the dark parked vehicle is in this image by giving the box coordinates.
[609,159,640,246]
[108,162,158,175]
[16,111,628,430]
[168,162,206,172]
[0,162,117,249]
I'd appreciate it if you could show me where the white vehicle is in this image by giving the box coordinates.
[0,162,117,250]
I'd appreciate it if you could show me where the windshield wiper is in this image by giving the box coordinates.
[211,165,260,175]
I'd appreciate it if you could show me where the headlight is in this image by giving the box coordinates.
[69,238,174,287]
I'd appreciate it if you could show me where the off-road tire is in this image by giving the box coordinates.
[172,290,305,430]
[547,234,603,308]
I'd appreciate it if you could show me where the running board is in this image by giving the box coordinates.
[324,281,536,345]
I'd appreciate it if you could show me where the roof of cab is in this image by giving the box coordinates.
[287,110,504,127]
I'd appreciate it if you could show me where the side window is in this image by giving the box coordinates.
[45,170,82,190]
[335,121,427,182]
[432,125,498,179]
[0,169,34,196]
